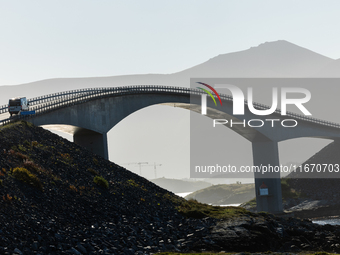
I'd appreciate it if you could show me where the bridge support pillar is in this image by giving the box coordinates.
[252,140,283,214]
[73,129,108,160]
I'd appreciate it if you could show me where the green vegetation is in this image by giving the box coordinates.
[31,141,39,147]
[178,199,253,219]
[18,144,27,152]
[88,168,99,176]
[127,179,139,187]
[0,121,21,130]
[165,194,253,219]
[93,157,99,165]
[242,197,257,207]
[93,175,109,189]
[12,167,43,191]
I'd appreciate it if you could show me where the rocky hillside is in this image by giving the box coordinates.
[0,121,217,254]
[2,121,340,254]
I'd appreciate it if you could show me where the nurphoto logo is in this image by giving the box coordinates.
[197,82,312,128]
[198,82,312,116]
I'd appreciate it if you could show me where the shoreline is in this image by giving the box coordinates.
[287,204,340,220]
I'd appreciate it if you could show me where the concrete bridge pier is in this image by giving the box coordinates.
[252,139,283,213]
[73,128,108,160]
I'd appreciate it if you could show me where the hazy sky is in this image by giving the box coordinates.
[1,0,340,85]
[1,1,340,180]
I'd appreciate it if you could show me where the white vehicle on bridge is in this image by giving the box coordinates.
[8,97,29,117]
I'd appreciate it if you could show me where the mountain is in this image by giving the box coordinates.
[315,58,340,77]
[176,40,334,77]
[0,40,338,105]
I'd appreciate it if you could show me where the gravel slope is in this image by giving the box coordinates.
[2,122,340,254]
[0,121,216,254]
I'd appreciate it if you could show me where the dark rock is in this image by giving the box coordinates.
[1,122,340,254]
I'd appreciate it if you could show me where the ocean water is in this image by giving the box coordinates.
[175,192,192,198]
[312,218,340,225]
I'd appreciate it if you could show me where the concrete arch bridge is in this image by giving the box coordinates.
[1,85,340,213]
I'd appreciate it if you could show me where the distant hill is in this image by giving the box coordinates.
[186,183,255,205]
[150,178,212,193]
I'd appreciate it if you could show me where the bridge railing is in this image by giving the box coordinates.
[1,85,340,129]
[0,86,191,125]
[0,104,8,114]
[242,97,340,129]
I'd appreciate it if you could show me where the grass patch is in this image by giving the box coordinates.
[127,179,139,187]
[242,197,257,207]
[93,175,109,189]
[93,157,99,166]
[178,199,253,219]
[18,144,27,152]
[164,194,253,219]
[12,167,43,191]
[0,121,19,130]
[88,168,99,176]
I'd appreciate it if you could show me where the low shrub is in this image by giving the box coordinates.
[23,160,43,174]
[18,144,27,152]
[60,153,72,163]
[127,179,139,187]
[88,168,99,176]
[16,152,29,161]
[12,167,43,190]
[93,157,99,165]
[31,141,39,147]
[93,175,109,189]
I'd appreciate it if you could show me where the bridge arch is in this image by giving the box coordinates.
[2,85,340,214]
